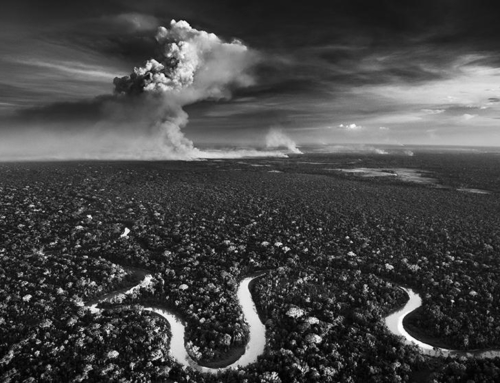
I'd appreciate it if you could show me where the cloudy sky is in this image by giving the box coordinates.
[2,0,500,149]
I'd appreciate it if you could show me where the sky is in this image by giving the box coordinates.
[1,0,500,155]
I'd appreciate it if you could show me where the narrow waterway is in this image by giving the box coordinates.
[385,287,500,358]
[87,269,500,372]
[86,272,266,373]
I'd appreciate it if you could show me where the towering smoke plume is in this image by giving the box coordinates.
[265,127,302,154]
[113,20,258,159]
[1,20,292,161]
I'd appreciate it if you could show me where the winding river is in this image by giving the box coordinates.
[86,272,266,373]
[86,271,500,373]
[385,287,500,358]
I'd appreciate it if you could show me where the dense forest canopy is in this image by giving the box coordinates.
[2,152,500,382]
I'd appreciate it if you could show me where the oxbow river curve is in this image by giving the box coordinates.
[84,270,266,373]
[385,287,500,359]
[84,269,500,373]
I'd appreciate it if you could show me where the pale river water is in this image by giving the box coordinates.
[87,273,266,373]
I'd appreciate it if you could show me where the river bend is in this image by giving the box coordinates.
[385,287,500,358]
[86,272,266,373]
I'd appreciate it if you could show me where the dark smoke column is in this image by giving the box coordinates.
[113,20,259,159]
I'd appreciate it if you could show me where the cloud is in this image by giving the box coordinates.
[13,96,109,124]
[114,20,258,97]
[421,108,445,114]
[9,59,116,81]
[352,53,500,124]
[46,13,161,65]
[105,13,160,33]
[64,12,161,36]
[462,113,477,120]
[338,123,362,130]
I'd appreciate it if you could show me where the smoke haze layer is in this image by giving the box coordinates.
[265,127,302,154]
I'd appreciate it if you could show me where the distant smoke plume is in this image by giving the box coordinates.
[265,127,302,154]
[112,20,258,159]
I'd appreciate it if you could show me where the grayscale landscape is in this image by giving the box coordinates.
[1,1,500,382]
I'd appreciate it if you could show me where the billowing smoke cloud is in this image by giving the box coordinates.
[1,20,273,161]
[265,127,302,154]
[112,20,259,159]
